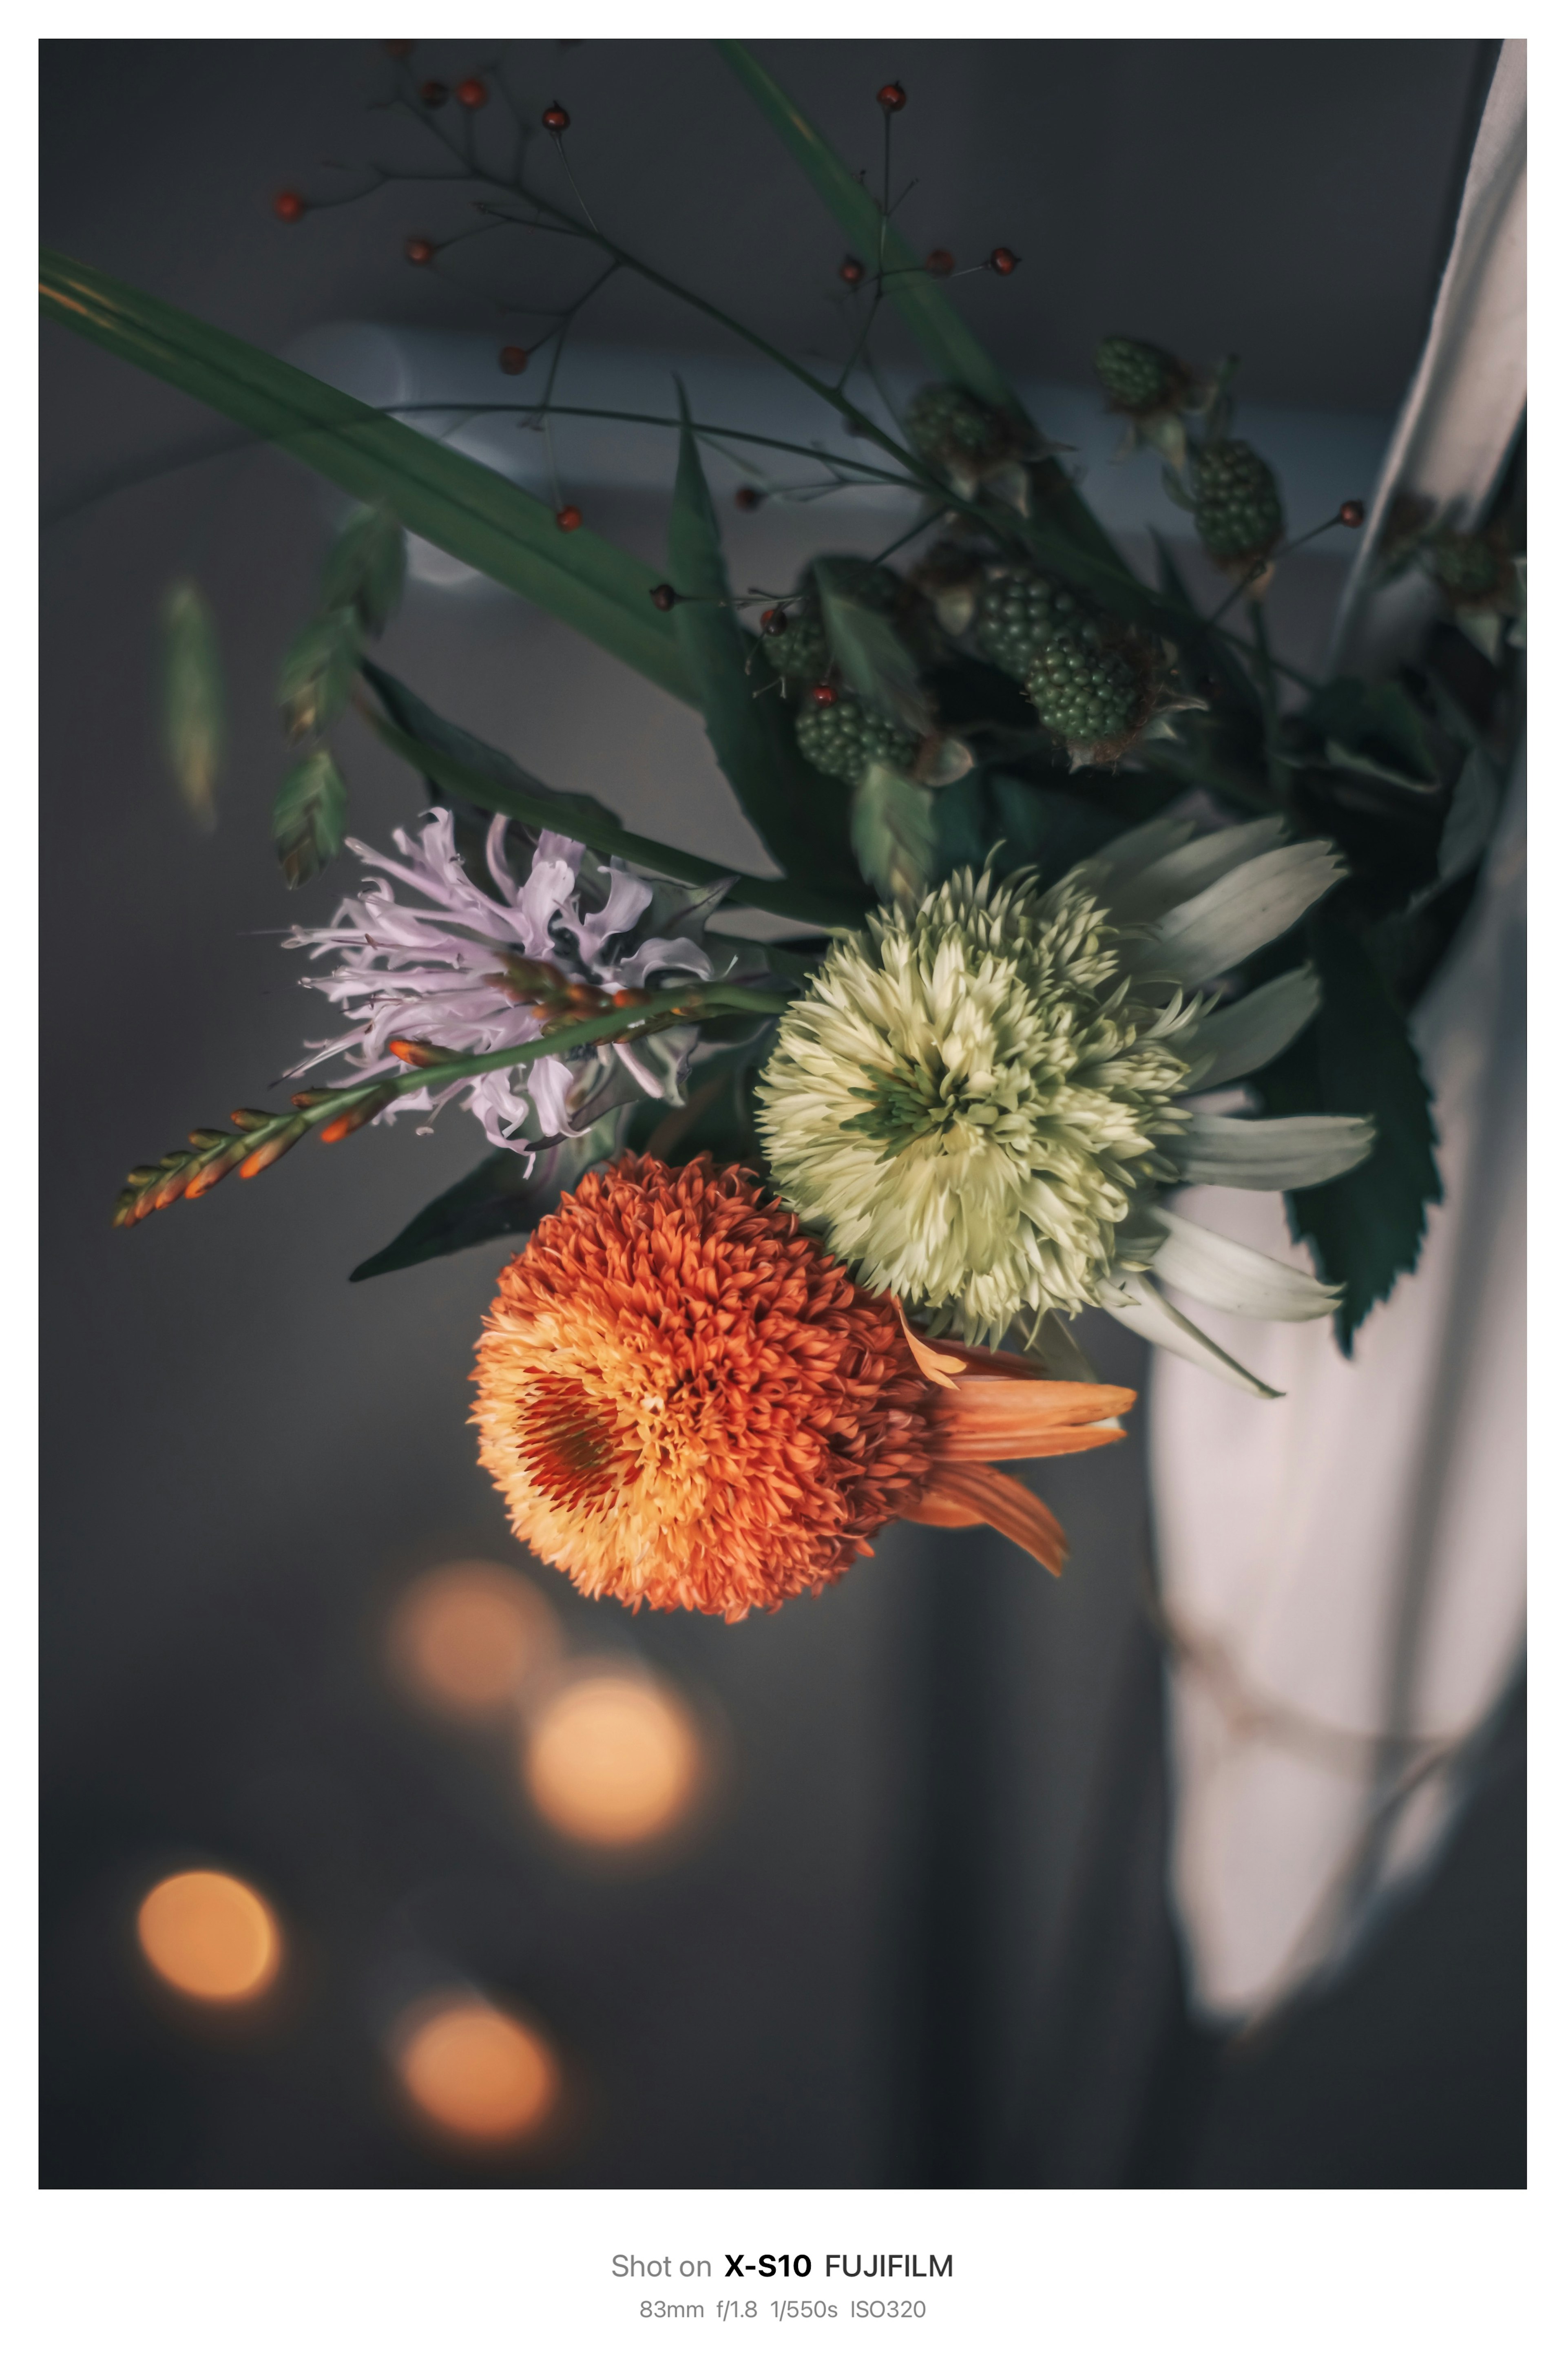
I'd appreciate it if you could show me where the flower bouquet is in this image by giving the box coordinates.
[41,45,1523,1625]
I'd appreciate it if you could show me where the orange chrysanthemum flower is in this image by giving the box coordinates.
[472,1156,1134,1621]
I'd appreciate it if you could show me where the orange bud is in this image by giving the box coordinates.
[237,1118,311,1179]
[319,1089,396,1144]
[389,1036,458,1067]
[184,1142,252,1198]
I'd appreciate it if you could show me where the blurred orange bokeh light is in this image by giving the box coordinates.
[395,1996,561,2143]
[523,1670,703,1847]
[391,1560,561,1716]
[136,1869,282,2002]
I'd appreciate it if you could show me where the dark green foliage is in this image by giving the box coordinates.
[277,607,359,742]
[817,564,929,734]
[321,499,407,635]
[849,762,936,904]
[795,691,920,784]
[1025,631,1141,745]
[1303,676,1440,791]
[1256,917,1441,1352]
[1191,438,1285,562]
[361,659,621,835]
[273,748,349,887]
[349,1129,613,1281]
[160,579,226,826]
[667,384,865,897]
[624,1045,770,1175]
[933,771,1123,881]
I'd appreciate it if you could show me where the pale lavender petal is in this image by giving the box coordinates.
[572,866,654,962]
[617,935,714,986]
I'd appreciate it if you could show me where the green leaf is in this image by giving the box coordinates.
[817,565,930,734]
[360,660,622,837]
[623,1046,769,1173]
[1256,916,1441,1352]
[1304,677,1440,790]
[160,579,225,827]
[274,747,349,889]
[278,607,360,741]
[41,247,694,703]
[322,500,406,636]
[1149,529,1261,718]
[359,664,867,928]
[349,1127,616,1282]
[933,770,1124,881]
[1436,744,1502,882]
[850,762,937,904]
[666,381,865,895]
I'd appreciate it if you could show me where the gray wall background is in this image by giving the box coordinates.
[42,37,1517,2188]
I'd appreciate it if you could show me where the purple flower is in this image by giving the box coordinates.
[285,810,730,1149]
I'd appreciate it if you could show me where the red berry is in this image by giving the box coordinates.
[761,607,785,633]
[498,345,529,376]
[383,41,414,58]
[924,248,955,277]
[273,189,306,224]
[456,76,488,109]
[810,683,838,705]
[1339,499,1366,529]
[839,255,866,286]
[734,487,763,513]
[555,505,583,533]
[649,583,678,611]
[405,236,436,266]
[419,79,448,108]
[542,101,570,131]
[988,246,1020,275]
[877,81,907,112]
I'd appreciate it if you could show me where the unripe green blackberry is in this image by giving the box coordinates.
[762,607,829,682]
[906,384,1011,471]
[795,691,921,784]
[1095,336,1181,413]
[974,569,1083,680]
[763,558,904,682]
[1430,530,1507,605]
[1191,439,1285,563]
[1025,632,1142,747]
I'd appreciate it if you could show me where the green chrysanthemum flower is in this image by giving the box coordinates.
[758,821,1376,1391]
[760,867,1192,1337]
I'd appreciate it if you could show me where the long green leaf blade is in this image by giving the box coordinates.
[716,47,1141,601]
[717,43,1022,415]
[361,682,867,928]
[667,381,864,893]
[1257,919,1441,1351]
[41,247,695,703]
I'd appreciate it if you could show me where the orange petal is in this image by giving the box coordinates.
[904,1463,1068,1576]
[931,1375,1132,1461]
[936,1422,1128,1461]
[896,1304,970,1387]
